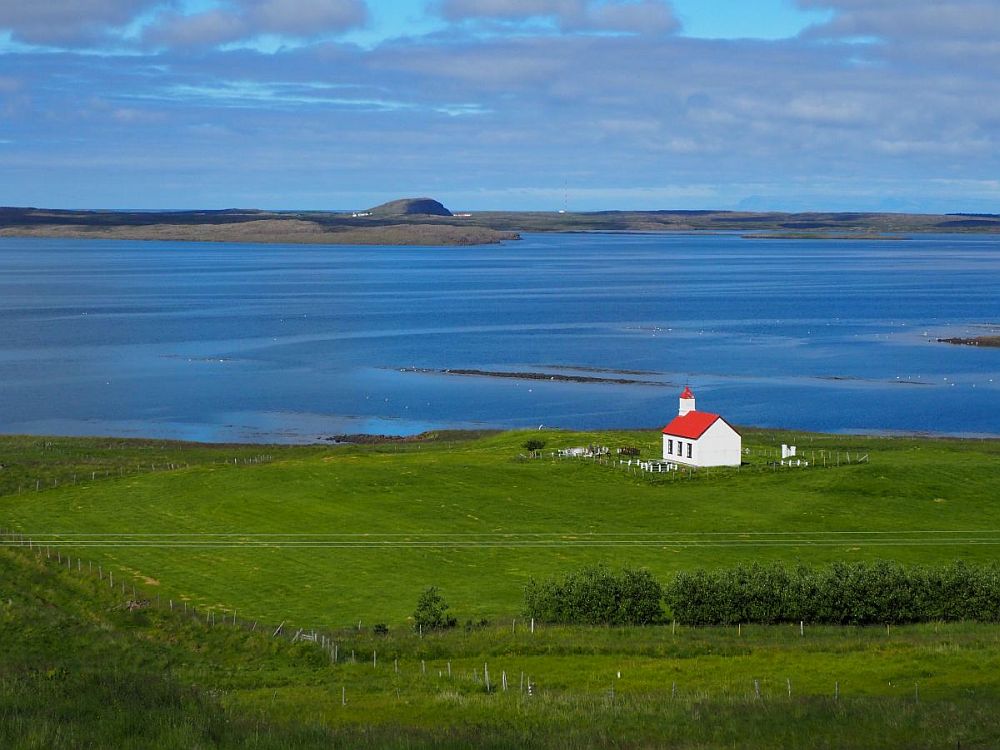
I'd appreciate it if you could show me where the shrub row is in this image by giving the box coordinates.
[665,560,1000,626]
[523,566,664,625]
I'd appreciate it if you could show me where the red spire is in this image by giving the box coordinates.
[680,386,695,399]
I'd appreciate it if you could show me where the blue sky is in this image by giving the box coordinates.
[1,1,999,211]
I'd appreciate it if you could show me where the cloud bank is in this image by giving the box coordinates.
[1,0,998,211]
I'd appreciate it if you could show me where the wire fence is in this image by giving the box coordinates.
[0,530,955,709]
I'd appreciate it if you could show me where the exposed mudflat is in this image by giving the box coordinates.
[398,367,670,386]
[938,336,1000,348]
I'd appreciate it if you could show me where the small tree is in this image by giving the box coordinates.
[413,586,456,631]
[523,439,546,453]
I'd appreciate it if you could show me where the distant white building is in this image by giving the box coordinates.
[661,387,742,467]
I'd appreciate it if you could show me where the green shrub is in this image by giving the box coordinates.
[523,439,546,452]
[523,565,664,625]
[666,561,1000,626]
[412,586,456,631]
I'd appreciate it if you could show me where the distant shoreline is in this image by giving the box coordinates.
[0,220,520,247]
[3,205,1000,247]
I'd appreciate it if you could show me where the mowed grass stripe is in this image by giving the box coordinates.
[13,529,1000,548]
[7,541,1000,549]
[20,529,1000,536]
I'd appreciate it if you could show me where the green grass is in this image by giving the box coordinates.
[0,434,327,498]
[3,543,1000,749]
[1,429,998,629]
[3,429,1000,748]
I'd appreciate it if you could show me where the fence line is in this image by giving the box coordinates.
[553,446,872,482]
[2,455,275,497]
[0,526,939,710]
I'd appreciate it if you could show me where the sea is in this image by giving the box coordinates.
[0,232,997,443]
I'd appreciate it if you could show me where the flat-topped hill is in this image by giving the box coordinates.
[366,197,453,217]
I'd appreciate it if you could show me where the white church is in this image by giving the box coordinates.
[661,387,742,467]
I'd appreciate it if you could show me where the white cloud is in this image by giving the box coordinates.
[799,0,1000,41]
[0,0,164,44]
[144,0,368,48]
[3,0,1000,211]
[247,0,367,37]
[438,0,678,34]
[146,9,250,48]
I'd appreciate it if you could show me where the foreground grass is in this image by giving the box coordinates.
[1,429,998,627]
[2,544,1000,749]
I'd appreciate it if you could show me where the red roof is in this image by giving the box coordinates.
[680,386,695,399]
[662,411,721,440]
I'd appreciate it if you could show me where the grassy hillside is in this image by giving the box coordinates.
[3,429,1000,747]
[2,429,998,628]
[0,543,341,748]
[3,542,1000,749]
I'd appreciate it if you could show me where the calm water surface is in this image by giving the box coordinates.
[0,232,997,442]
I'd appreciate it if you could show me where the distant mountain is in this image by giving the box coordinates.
[366,198,453,217]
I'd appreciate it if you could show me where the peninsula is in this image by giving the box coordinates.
[0,199,519,246]
[2,201,1000,246]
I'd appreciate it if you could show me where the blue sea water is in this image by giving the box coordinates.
[0,232,997,442]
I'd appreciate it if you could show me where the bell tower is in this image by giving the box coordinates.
[679,386,695,416]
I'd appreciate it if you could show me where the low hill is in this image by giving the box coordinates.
[365,197,453,217]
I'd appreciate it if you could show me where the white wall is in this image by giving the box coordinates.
[697,420,742,467]
[662,420,741,467]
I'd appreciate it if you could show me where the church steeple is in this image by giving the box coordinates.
[679,386,695,416]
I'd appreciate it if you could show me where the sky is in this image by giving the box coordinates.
[1,0,999,212]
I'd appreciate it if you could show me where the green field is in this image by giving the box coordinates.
[3,429,1000,748]
[3,542,1000,748]
[2,429,998,627]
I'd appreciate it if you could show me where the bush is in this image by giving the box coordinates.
[523,565,664,625]
[665,560,1000,626]
[412,586,456,631]
[522,439,546,452]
